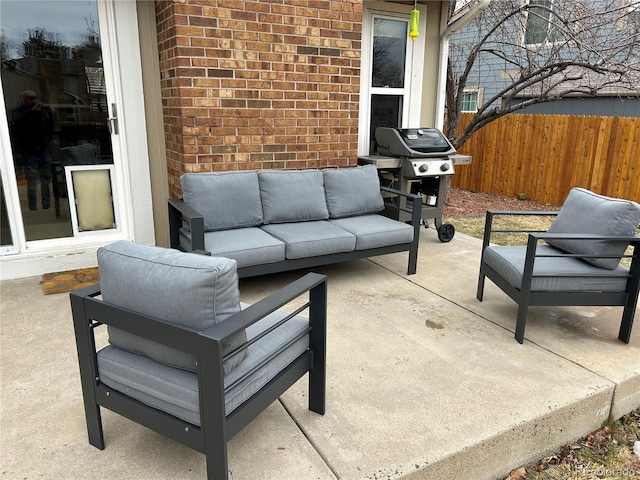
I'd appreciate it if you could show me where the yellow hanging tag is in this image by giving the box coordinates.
[409,9,419,40]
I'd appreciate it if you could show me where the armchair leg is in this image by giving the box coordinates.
[205,445,229,480]
[514,304,528,344]
[85,403,105,450]
[618,302,637,344]
[476,268,486,301]
[308,280,327,415]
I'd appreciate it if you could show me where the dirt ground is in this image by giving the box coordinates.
[444,187,560,218]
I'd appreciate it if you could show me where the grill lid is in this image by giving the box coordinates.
[375,127,456,158]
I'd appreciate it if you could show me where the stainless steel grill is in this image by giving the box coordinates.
[358,127,458,242]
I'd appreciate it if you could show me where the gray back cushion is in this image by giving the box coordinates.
[98,241,247,374]
[258,170,329,224]
[323,165,384,218]
[546,188,640,269]
[181,171,263,231]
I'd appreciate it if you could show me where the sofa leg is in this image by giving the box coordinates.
[514,304,528,344]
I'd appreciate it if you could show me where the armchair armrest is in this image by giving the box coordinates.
[168,198,205,251]
[201,273,327,343]
[517,233,640,294]
[482,210,560,250]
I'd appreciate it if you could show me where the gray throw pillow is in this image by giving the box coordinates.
[98,241,247,374]
[546,188,640,269]
[258,170,329,224]
[181,171,263,231]
[323,165,384,218]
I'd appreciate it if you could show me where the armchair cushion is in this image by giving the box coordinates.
[546,188,640,269]
[181,171,263,231]
[96,308,310,425]
[483,244,630,292]
[258,170,329,224]
[97,241,247,374]
[323,165,384,218]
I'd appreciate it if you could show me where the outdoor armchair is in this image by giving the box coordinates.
[70,241,327,479]
[477,188,640,344]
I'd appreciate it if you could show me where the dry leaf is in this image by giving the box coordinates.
[508,466,527,480]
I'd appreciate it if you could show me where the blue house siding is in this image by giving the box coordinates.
[513,96,640,117]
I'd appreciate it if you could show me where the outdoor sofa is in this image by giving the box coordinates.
[168,165,422,278]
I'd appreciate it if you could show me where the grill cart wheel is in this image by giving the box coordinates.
[437,223,455,242]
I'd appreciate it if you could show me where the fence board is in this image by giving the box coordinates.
[452,113,640,205]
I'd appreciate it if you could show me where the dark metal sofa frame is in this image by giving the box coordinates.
[71,272,327,479]
[168,186,422,277]
[477,210,640,344]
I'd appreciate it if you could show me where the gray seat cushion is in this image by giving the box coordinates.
[98,241,246,374]
[323,165,384,218]
[181,171,263,231]
[329,214,414,250]
[202,227,286,267]
[258,170,329,224]
[546,188,640,270]
[483,244,630,292]
[261,221,356,259]
[96,309,310,425]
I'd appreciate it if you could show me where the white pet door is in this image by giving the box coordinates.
[65,165,120,236]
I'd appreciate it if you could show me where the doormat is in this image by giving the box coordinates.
[42,267,100,295]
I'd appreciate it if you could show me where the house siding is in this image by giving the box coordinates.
[154,0,363,198]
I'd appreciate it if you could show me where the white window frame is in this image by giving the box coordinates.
[358,2,427,156]
[461,88,483,113]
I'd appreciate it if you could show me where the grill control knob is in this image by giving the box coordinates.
[419,164,429,173]
[417,129,424,135]
[440,163,450,172]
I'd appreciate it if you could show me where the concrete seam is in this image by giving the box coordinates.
[278,398,341,480]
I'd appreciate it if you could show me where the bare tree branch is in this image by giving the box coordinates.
[446,0,640,148]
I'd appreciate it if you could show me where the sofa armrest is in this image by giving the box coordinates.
[380,186,422,228]
[168,198,205,252]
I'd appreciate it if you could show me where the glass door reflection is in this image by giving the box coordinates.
[1,0,114,242]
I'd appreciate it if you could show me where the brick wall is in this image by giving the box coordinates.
[155,0,363,197]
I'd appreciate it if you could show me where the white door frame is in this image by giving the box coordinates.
[358,1,427,155]
[0,0,155,280]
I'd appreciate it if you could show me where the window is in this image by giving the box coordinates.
[461,90,479,112]
[628,0,640,22]
[523,0,568,45]
[616,0,640,30]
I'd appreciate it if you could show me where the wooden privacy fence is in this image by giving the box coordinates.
[451,113,640,206]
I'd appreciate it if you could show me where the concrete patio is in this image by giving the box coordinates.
[1,228,638,480]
